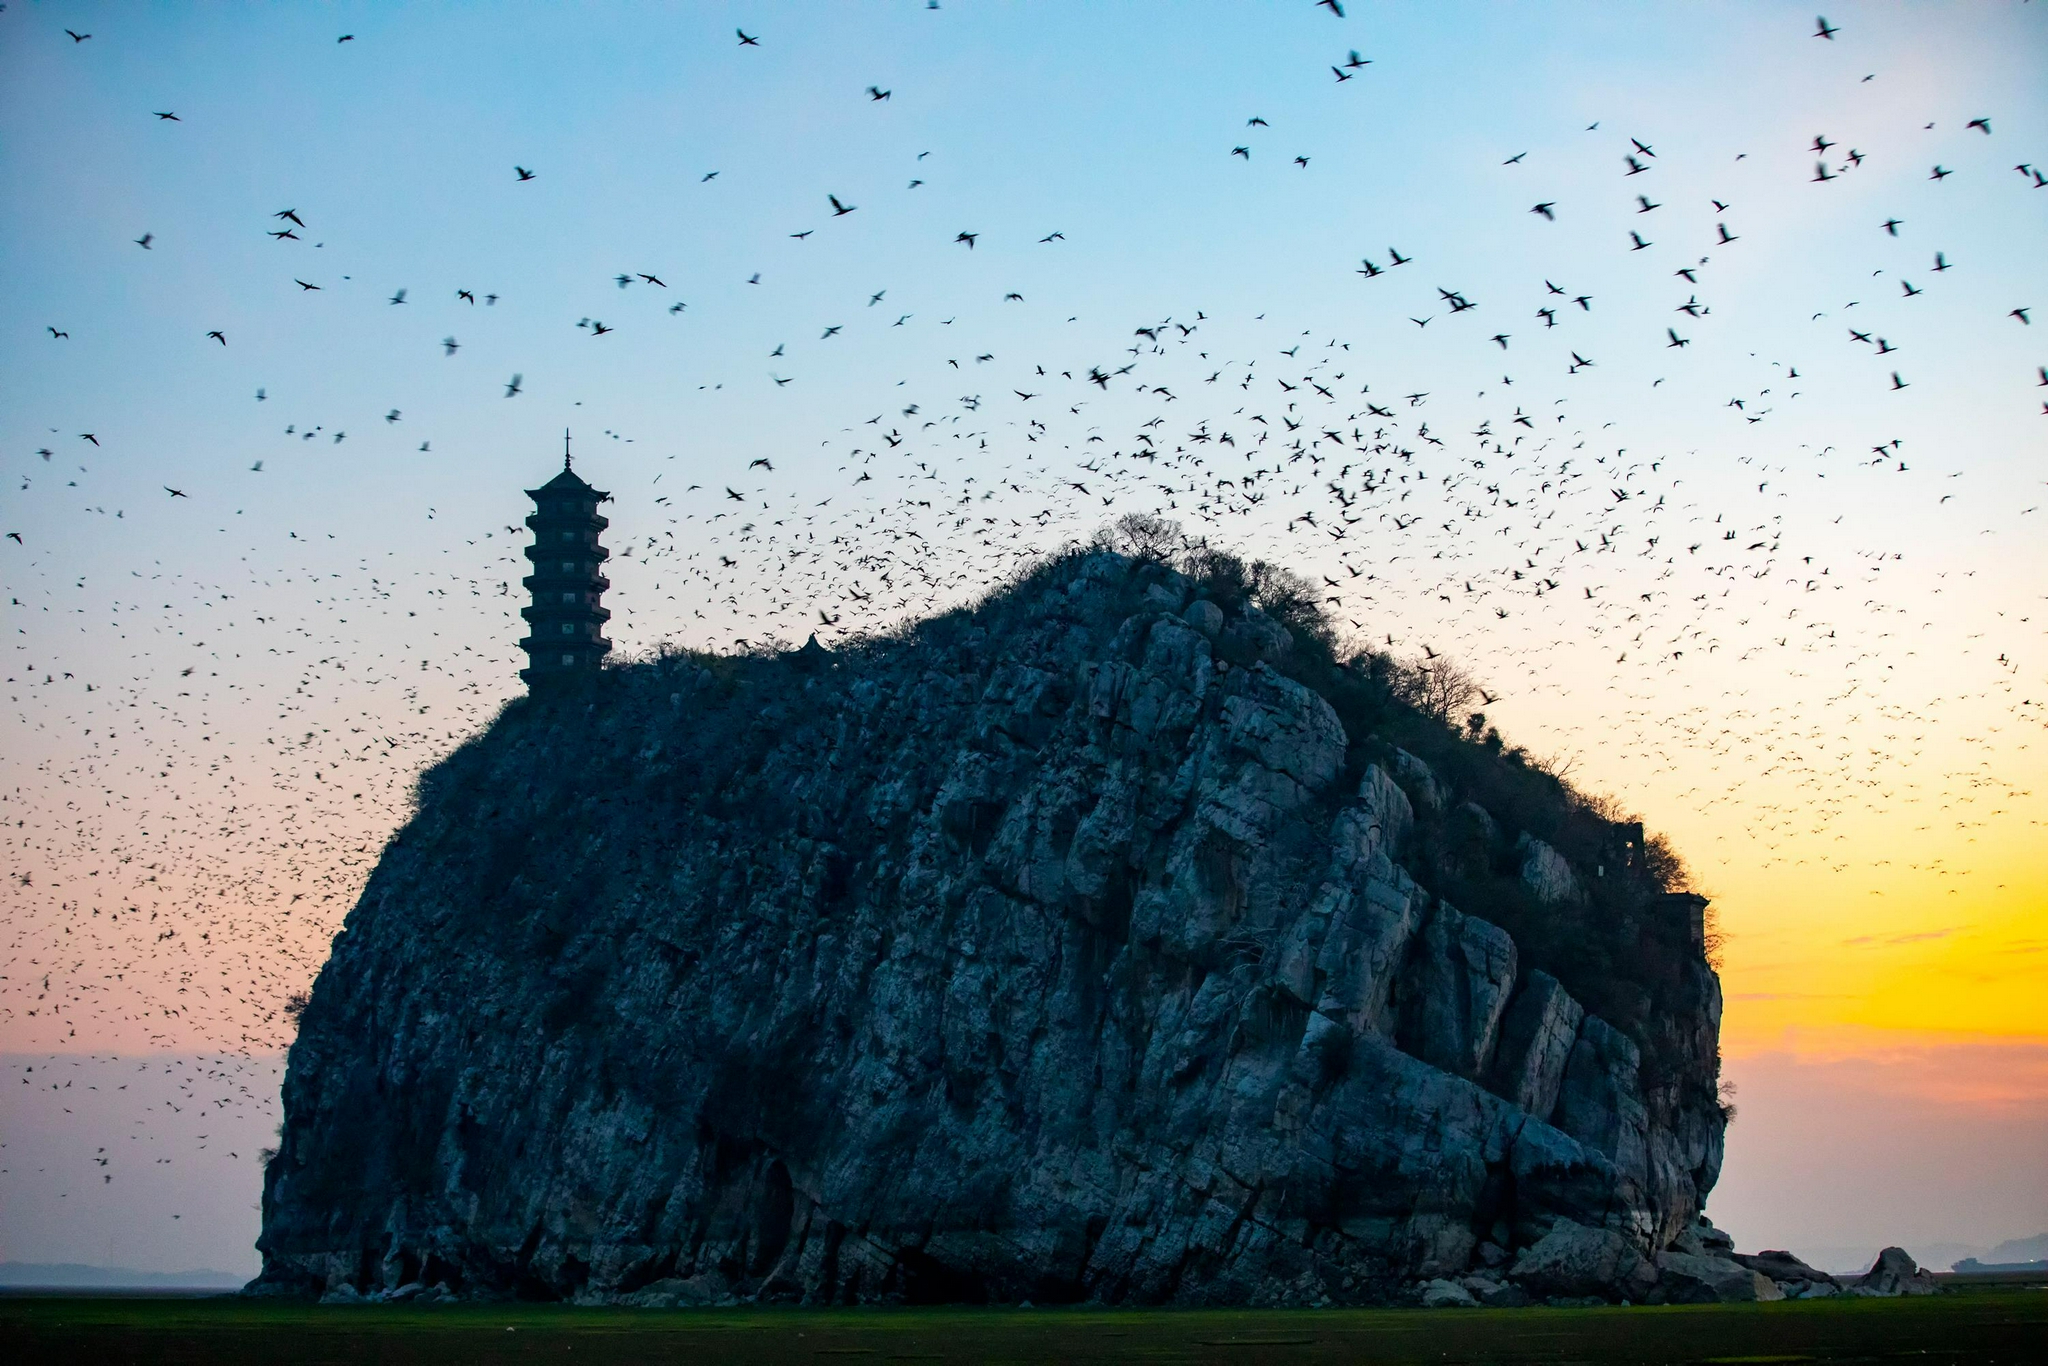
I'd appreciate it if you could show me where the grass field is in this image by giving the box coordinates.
[2,1284,2042,1364]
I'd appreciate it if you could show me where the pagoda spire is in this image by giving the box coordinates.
[563,427,572,471]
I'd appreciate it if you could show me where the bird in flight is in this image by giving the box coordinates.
[164,487,186,497]
[66,29,90,42]
[955,231,978,248]
[504,374,523,397]
[154,111,180,121]
[134,233,152,249]
[1815,16,1838,39]
[867,86,891,101]
[442,337,460,355]
[829,194,856,215]
[1232,146,1250,159]
[1318,0,1344,15]
[389,288,407,304]
[737,28,759,46]
[1667,328,1690,348]
[1531,202,1555,220]
[515,166,535,181]
[294,279,320,291]
[1504,152,1527,164]
[206,330,226,345]
[1930,165,1952,181]
[1967,118,1990,134]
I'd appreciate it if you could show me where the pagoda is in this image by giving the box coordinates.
[519,434,612,690]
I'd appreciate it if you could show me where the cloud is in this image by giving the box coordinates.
[1842,926,1963,947]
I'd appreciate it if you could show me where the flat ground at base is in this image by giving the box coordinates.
[2,1286,2042,1365]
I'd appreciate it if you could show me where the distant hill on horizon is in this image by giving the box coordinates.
[1986,1233,2048,1264]
[0,1261,244,1290]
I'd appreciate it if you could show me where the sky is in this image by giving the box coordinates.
[1,1,2044,1273]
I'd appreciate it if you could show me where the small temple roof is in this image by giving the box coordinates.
[527,466,606,499]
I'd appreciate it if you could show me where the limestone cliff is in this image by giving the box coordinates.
[255,548,1726,1305]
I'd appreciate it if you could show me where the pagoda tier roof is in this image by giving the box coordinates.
[526,466,609,500]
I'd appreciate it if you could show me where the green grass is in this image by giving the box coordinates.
[2,1286,2042,1365]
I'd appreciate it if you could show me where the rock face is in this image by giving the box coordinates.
[1653,1250,1781,1304]
[1509,1221,1657,1301]
[254,550,1727,1305]
[1517,835,1582,905]
[1854,1247,1940,1297]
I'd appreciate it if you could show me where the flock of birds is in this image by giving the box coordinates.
[3,5,2043,1242]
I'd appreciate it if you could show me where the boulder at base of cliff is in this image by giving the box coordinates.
[1461,1271,1530,1307]
[1735,1249,1840,1297]
[1651,1250,1783,1304]
[619,1274,735,1308]
[1418,1278,1478,1308]
[1508,1221,1656,1301]
[1852,1247,1941,1297]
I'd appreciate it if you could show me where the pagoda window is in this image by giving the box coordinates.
[561,623,574,635]
[561,561,575,572]
[561,653,575,666]
[562,591,577,603]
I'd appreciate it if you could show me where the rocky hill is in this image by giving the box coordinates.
[254,540,1732,1306]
